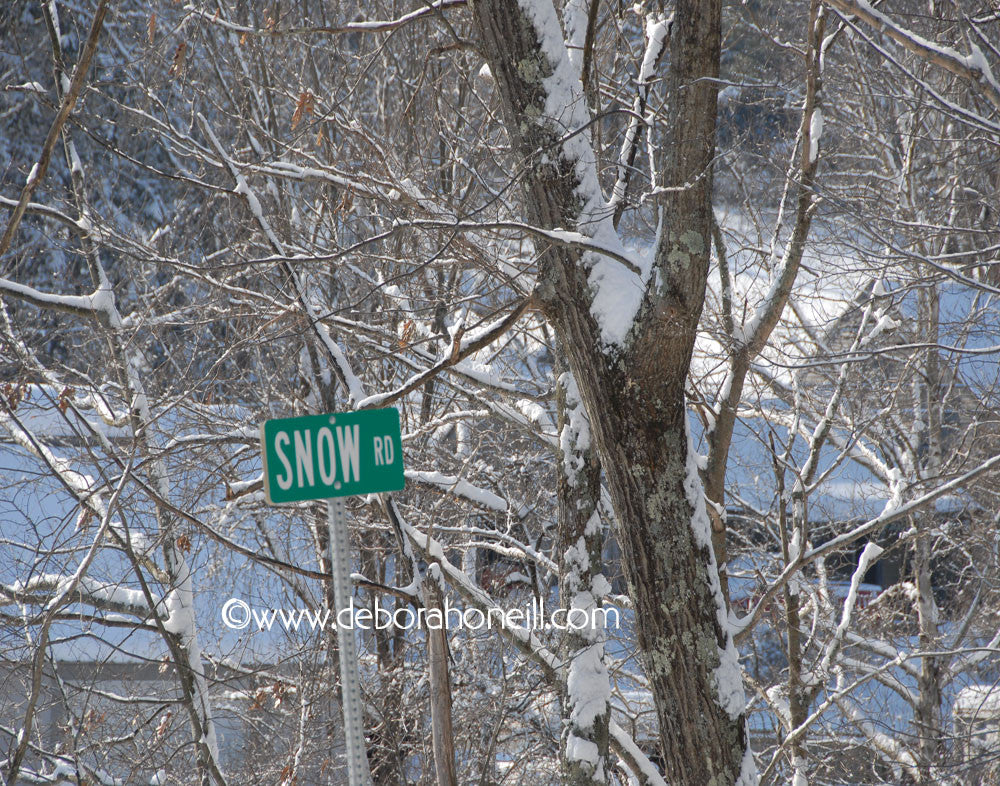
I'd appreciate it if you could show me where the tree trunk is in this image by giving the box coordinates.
[560,338,749,784]
[914,532,943,785]
[914,282,944,784]
[470,1,751,782]
[424,578,459,786]
[556,366,611,784]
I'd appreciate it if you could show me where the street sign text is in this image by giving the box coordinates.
[260,408,404,504]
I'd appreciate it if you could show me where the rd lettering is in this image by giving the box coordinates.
[372,435,395,466]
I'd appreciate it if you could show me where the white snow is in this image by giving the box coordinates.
[515,0,648,349]
[452,358,508,390]
[586,247,652,347]
[639,15,670,86]
[233,175,264,223]
[14,81,47,94]
[843,0,1000,114]
[89,280,122,329]
[684,418,750,722]
[954,685,1000,717]
[566,640,611,729]
[405,469,507,512]
[314,319,365,404]
[792,759,809,786]
[736,741,759,786]
[161,586,192,637]
[833,542,883,641]
[9,574,153,617]
[866,311,898,341]
[965,43,1000,100]
[559,371,591,485]
[566,733,600,767]
[788,530,802,597]
[516,398,549,428]
[69,143,84,176]
[0,277,99,315]
[609,721,668,786]
[610,13,669,218]
[808,108,823,164]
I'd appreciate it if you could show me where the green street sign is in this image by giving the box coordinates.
[260,408,404,504]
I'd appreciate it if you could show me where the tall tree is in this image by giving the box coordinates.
[469,0,752,782]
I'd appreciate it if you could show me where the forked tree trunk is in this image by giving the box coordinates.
[470,0,752,782]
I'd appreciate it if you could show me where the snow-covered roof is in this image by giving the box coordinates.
[954,684,1000,717]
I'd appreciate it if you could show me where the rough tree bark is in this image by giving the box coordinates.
[469,0,752,783]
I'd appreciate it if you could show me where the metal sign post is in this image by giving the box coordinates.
[327,495,372,786]
[260,407,404,786]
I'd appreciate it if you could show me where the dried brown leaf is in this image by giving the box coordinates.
[57,386,73,413]
[291,91,314,130]
[397,319,416,348]
[167,41,187,76]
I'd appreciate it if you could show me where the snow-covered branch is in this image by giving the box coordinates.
[825,0,1000,114]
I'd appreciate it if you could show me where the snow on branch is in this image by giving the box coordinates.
[405,470,508,513]
[182,0,465,38]
[816,542,884,676]
[479,0,649,347]
[609,12,671,226]
[608,723,668,786]
[733,449,1000,640]
[0,0,109,261]
[1,574,154,620]
[1,408,105,509]
[392,501,665,784]
[402,219,643,275]
[356,298,531,409]
[825,0,1000,114]
[0,276,119,325]
[0,194,84,233]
